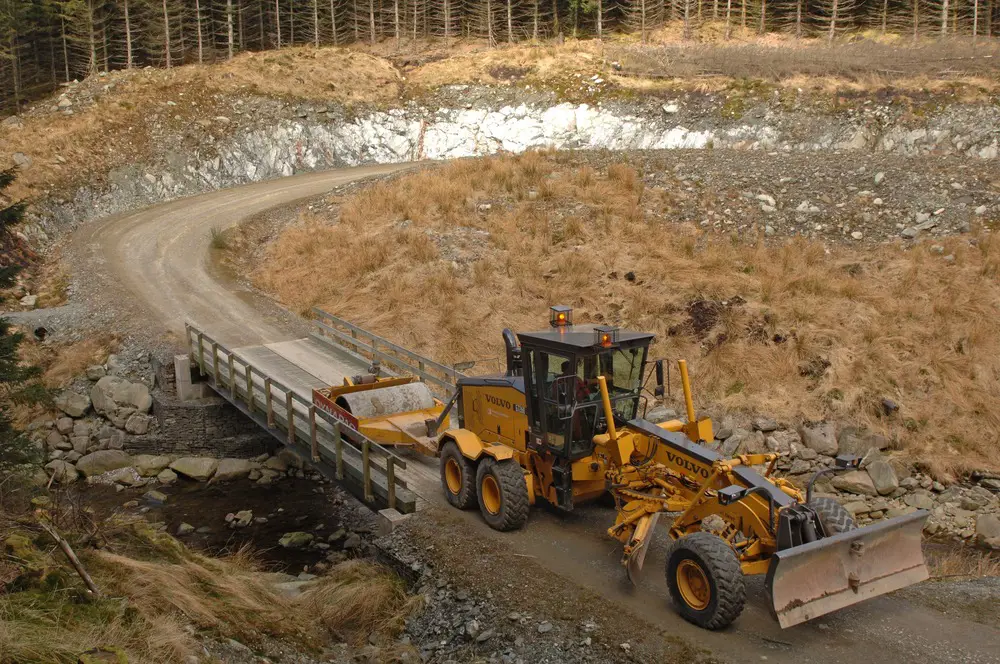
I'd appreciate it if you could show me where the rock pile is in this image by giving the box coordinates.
[709,420,1000,551]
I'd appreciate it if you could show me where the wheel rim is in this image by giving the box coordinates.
[444,458,462,495]
[676,559,711,611]
[481,474,502,515]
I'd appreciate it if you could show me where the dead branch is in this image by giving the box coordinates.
[38,519,102,597]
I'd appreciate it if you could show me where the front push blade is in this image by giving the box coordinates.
[766,510,929,628]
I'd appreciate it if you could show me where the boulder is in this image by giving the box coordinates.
[91,376,153,416]
[143,490,168,505]
[797,422,837,456]
[169,457,219,481]
[866,460,898,496]
[212,458,257,483]
[124,413,151,435]
[279,532,314,549]
[752,417,778,433]
[71,436,89,455]
[76,450,132,477]
[133,454,172,476]
[55,391,91,418]
[263,456,289,472]
[105,467,143,486]
[55,417,74,435]
[832,470,877,496]
[976,514,1000,550]
[177,523,195,536]
[276,448,305,470]
[156,468,178,484]
[85,365,107,380]
[47,430,70,451]
[44,460,79,484]
[837,426,890,456]
[903,491,935,510]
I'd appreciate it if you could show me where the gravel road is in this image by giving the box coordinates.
[65,162,1000,663]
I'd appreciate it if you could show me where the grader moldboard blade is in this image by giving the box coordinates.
[766,510,929,628]
[625,513,661,585]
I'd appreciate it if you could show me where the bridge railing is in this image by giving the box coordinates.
[184,323,415,514]
[310,307,467,394]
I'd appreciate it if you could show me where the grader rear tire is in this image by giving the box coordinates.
[665,532,746,630]
[439,441,477,510]
[809,496,856,536]
[475,458,529,532]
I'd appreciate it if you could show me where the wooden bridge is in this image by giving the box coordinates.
[182,308,465,516]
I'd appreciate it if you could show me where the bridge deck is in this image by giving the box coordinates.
[184,312,457,515]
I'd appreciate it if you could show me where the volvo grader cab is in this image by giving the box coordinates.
[437,306,930,631]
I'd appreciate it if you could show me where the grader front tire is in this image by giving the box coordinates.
[809,496,856,536]
[439,441,477,510]
[475,458,529,532]
[665,532,746,630]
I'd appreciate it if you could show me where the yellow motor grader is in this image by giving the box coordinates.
[432,305,929,630]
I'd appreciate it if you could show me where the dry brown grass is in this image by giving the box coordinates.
[926,545,1000,579]
[251,152,1000,476]
[0,515,417,663]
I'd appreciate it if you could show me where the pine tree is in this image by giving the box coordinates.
[0,169,43,474]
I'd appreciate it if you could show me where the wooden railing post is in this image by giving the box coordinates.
[245,365,253,413]
[386,457,396,510]
[228,355,236,398]
[334,422,344,480]
[197,333,206,376]
[285,391,294,445]
[212,343,220,382]
[309,406,319,461]
[362,439,372,502]
[265,378,274,427]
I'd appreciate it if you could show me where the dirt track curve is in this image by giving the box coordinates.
[70,164,1000,664]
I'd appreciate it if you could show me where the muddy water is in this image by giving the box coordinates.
[80,477,374,572]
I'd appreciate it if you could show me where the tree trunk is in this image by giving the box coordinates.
[394,0,400,42]
[315,0,322,45]
[912,0,919,40]
[9,34,19,112]
[713,0,718,18]
[239,1,245,50]
[487,0,494,45]
[413,0,418,38]
[684,0,692,38]
[87,0,97,74]
[507,0,513,42]
[163,0,171,68]
[444,0,451,37]
[552,0,559,34]
[60,17,70,82]
[368,0,375,43]
[290,0,295,43]
[724,0,732,39]
[275,0,282,47]
[881,0,888,33]
[795,0,802,37]
[741,0,746,28]
[195,0,203,63]
[533,0,539,39]
[597,0,603,38]
[124,0,133,69]
[759,0,765,33]
[828,0,838,43]
[228,0,236,57]
[941,0,949,35]
[331,0,339,44]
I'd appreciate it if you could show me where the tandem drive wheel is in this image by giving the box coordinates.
[439,441,477,510]
[475,458,529,532]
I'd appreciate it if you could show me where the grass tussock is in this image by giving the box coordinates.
[0,512,417,664]
[251,152,1000,476]
[926,546,1000,579]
